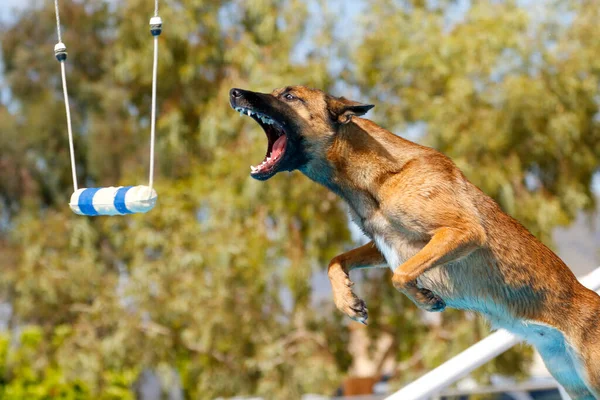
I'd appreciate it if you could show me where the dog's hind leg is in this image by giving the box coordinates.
[568,346,600,400]
[565,297,600,399]
[535,333,596,400]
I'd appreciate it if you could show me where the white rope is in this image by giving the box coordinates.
[148,34,158,194]
[60,61,79,191]
[54,0,62,43]
[54,0,78,191]
[147,6,162,195]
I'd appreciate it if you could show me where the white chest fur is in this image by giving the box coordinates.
[374,234,401,271]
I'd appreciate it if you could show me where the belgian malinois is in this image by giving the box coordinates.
[229,85,600,398]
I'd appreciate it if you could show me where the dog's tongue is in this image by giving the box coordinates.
[251,135,287,174]
[272,135,287,159]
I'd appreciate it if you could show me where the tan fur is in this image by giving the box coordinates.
[230,86,600,398]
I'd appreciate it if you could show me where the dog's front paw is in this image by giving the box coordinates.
[346,295,369,324]
[392,274,446,313]
[414,288,446,312]
[332,278,368,324]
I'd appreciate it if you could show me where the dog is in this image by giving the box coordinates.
[229,85,600,399]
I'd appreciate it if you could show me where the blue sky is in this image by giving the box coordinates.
[0,0,30,23]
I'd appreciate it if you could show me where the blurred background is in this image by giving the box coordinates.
[0,0,599,399]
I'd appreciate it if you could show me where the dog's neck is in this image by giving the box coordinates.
[300,118,418,205]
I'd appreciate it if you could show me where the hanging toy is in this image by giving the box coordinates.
[53,0,162,216]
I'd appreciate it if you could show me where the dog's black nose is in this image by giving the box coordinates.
[230,88,243,98]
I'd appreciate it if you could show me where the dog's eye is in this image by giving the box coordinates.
[284,93,296,101]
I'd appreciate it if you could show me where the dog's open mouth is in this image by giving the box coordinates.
[234,106,288,178]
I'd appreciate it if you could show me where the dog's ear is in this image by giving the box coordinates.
[326,96,374,124]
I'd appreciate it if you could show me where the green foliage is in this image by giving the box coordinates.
[0,322,139,399]
[0,326,134,400]
[0,0,598,398]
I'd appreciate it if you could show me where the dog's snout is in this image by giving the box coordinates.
[230,88,243,99]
